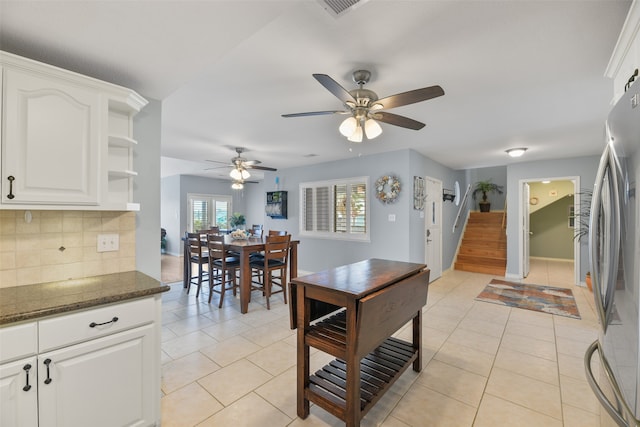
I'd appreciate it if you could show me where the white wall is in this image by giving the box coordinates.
[243,148,465,274]
[161,175,181,256]
[505,155,600,280]
[133,98,162,280]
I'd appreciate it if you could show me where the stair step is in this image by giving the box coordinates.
[454,262,506,276]
[459,246,506,258]
[463,230,505,239]
[462,239,506,247]
[456,254,506,267]
[455,211,507,276]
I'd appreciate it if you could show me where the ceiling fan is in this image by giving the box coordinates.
[282,70,444,142]
[206,147,277,181]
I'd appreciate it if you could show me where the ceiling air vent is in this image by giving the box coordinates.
[316,0,370,18]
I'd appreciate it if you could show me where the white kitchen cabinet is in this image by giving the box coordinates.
[0,297,161,427]
[0,322,38,427]
[606,0,640,102]
[0,356,38,427]
[2,68,101,205]
[38,324,155,427]
[0,50,147,210]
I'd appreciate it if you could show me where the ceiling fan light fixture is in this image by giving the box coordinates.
[231,181,244,190]
[347,124,363,143]
[230,167,251,180]
[339,116,358,137]
[364,118,382,139]
[506,147,527,158]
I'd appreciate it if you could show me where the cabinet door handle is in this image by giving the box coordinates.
[89,316,119,328]
[23,363,32,391]
[7,176,15,199]
[43,358,52,384]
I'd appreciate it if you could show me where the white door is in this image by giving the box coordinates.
[2,69,100,205]
[425,177,442,281]
[38,325,155,427]
[0,356,38,427]
[522,182,531,278]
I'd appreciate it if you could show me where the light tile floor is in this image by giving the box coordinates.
[160,258,603,426]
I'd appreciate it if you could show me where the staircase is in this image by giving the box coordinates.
[454,211,506,276]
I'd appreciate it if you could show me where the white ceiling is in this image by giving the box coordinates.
[0,0,632,180]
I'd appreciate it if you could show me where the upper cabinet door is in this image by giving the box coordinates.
[2,69,101,205]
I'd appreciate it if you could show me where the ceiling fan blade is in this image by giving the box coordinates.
[246,165,277,171]
[313,74,356,105]
[373,85,444,110]
[242,159,261,165]
[206,159,234,165]
[282,110,349,118]
[374,112,425,130]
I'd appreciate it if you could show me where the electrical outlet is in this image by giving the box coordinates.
[97,234,120,252]
[388,214,396,222]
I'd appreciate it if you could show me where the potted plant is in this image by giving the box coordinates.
[229,212,246,230]
[573,189,592,243]
[585,271,592,292]
[472,180,504,212]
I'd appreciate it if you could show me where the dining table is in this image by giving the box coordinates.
[182,233,299,314]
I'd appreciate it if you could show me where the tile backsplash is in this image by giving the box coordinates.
[0,210,136,288]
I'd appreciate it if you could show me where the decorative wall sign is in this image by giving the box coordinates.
[375,175,401,204]
[413,176,425,210]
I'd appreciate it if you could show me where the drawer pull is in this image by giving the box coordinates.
[43,359,52,384]
[7,176,15,200]
[89,316,119,328]
[23,364,32,391]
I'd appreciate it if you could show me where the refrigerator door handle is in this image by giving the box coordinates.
[584,340,631,427]
[589,138,621,332]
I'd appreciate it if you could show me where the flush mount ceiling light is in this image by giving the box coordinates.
[506,147,528,158]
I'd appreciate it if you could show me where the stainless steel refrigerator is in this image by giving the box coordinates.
[585,78,639,427]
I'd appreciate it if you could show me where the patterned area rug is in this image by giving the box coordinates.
[476,279,581,319]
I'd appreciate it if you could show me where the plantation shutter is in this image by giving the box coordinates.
[350,183,367,234]
[316,186,330,232]
[334,184,347,233]
[303,187,313,231]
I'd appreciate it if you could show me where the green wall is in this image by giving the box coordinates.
[529,195,574,259]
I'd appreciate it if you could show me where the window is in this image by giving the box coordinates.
[187,193,232,232]
[300,177,369,241]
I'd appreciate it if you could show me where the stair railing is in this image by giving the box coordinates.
[453,184,472,233]
[501,200,507,229]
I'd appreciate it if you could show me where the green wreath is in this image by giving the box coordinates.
[375,175,401,204]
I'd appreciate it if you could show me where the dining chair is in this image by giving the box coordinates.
[198,226,220,235]
[268,230,287,236]
[206,234,240,308]
[250,227,264,238]
[250,234,291,309]
[185,232,210,298]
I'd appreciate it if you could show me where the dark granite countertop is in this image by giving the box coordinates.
[0,271,170,325]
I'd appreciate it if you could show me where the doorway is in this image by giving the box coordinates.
[518,177,580,284]
[425,177,443,281]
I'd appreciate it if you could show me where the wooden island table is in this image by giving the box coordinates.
[289,258,430,426]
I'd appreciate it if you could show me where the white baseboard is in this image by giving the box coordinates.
[505,273,521,281]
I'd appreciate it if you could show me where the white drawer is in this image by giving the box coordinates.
[0,322,38,363]
[39,297,155,352]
